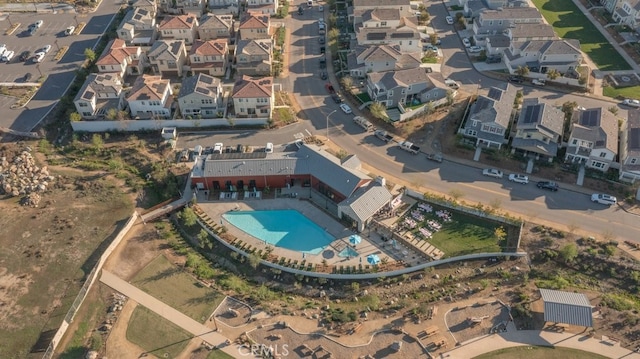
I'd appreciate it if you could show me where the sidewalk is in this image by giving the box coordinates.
[100,270,240,357]
[444,329,640,359]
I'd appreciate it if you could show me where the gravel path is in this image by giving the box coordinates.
[445,301,510,344]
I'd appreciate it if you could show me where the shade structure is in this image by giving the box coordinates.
[367,254,381,265]
[349,234,362,245]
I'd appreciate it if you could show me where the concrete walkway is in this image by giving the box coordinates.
[99,270,241,357]
[444,329,640,358]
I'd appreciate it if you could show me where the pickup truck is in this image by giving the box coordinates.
[426,153,443,163]
[399,141,420,154]
[374,130,394,143]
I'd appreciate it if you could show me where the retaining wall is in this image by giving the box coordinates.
[70,118,268,132]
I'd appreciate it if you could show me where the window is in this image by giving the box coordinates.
[599,152,607,158]
[83,112,92,116]
[631,158,637,165]
[381,21,387,26]
[592,161,605,169]
[78,102,88,107]
[100,65,106,70]
[467,129,477,136]
[572,139,578,145]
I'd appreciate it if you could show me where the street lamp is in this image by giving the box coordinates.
[54,40,60,51]
[36,64,42,78]
[74,15,79,27]
[326,109,337,139]
[7,15,12,27]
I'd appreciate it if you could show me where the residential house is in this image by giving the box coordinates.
[74,73,124,120]
[352,0,412,19]
[117,8,156,46]
[147,40,188,77]
[158,0,205,16]
[619,109,640,182]
[472,7,543,46]
[235,39,272,76]
[565,107,619,171]
[461,85,517,149]
[158,14,199,45]
[486,23,556,56]
[504,39,582,74]
[353,8,402,27]
[355,18,422,53]
[238,13,270,40]
[511,98,564,160]
[126,75,174,119]
[601,0,622,14]
[130,0,157,17]
[198,14,234,40]
[178,73,223,119]
[207,0,240,15]
[347,45,421,78]
[189,39,229,77]
[246,0,278,15]
[95,39,145,78]
[366,68,449,109]
[463,0,529,18]
[232,75,274,118]
[612,0,640,28]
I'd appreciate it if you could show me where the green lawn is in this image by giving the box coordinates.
[410,206,503,257]
[131,255,224,323]
[531,0,631,71]
[207,349,236,359]
[356,92,372,103]
[127,306,192,358]
[474,346,609,359]
[603,85,640,100]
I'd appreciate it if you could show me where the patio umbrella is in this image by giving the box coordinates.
[367,254,381,265]
[349,234,362,245]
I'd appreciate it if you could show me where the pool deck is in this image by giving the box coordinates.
[198,199,430,268]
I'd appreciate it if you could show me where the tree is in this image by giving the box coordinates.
[516,66,529,77]
[578,75,588,86]
[350,282,360,292]
[546,69,561,80]
[84,48,96,62]
[248,253,261,269]
[69,112,82,122]
[328,28,339,43]
[494,226,507,241]
[608,106,619,116]
[446,90,455,106]
[561,101,577,116]
[340,76,353,89]
[369,102,387,120]
[179,207,198,227]
[559,243,578,263]
[197,229,210,249]
[91,133,104,153]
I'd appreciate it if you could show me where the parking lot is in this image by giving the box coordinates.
[0,4,121,132]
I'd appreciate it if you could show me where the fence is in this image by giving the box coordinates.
[70,117,268,132]
[41,212,139,359]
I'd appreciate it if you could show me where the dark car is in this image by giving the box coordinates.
[318,37,325,44]
[486,56,501,64]
[508,75,524,83]
[320,72,328,80]
[320,46,325,54]
[319,58,326,68]
[23,73,33,82]
[331,93,342,104]
[537,181,559,191]
[19,51,31,62]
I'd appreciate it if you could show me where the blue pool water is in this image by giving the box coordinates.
[338,247,359,258]
[222,210,335,255]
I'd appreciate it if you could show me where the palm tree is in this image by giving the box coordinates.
[546,69,561,80]
[516,66,529,77]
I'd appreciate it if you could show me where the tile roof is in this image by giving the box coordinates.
[232,75,273,98]
[540,289,593,327]
[96,39,139,66]
[179,73,221,98]
[190,39,227,56]
[126,75,169,102]
[158,14,198,30]
[239,13,269,29]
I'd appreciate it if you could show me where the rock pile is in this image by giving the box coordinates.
[0,150,55,207]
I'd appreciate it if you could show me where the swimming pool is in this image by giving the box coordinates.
[222,210,335,255]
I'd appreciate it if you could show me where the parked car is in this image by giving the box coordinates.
[34,20,43,28]
[65,26,75,36]
[340,103,352,114]
[320,72,327,80]
[213,143,223,154]
[423,44,438,52]
[27,26,38,36]
[468,46,483,53]
[318,37,325,44]
[320,46,325,54]
[39,45,52,54]
[537,181,559,191]
[486,56,501,64]
[482,168,503,178]
[19,50,31,62]
[22,73,32,82]
[445,16,454,25]
[532,79,546,86]
[508,75,524,84]
[265,142,274,153]
[622,99,640,108]
[331,93,342,104]
[0,44,6,57]
[462,38,471,48]
[508,173,529,184]
[1,50,15,63]
[591,193,617,206]
[33,52,45,63]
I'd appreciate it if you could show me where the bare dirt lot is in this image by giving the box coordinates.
[0,144,132,359]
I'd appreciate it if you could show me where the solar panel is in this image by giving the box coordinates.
[580,109,599,127]
[367,33,386,40]
[195,87,210,95]
[390,32,413,39]
[200,75,214,85]
[83,90,95,100]
[630,128,640,150]
[209,152,268,160]
[522,104,541,124]
[487,87,503,101]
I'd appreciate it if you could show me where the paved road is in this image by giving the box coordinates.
[99,270,241,357]
[0,1,123,133]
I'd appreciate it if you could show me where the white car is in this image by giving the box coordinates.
[34,52,45,63]
[65,26,75,36]
[468,46,483,53]
[532,79,546,86]
[591,193,617,206]
[482,168,503,178]
[508,174,529,184]
[0,44,6,57]
[622,99,640,108]
[1,50,15,62]
[213,143,224,154]
[462,38,471,48]
[34,20,43,28]
[340,103,352,114]
[40,45,52,54]
[445,16,454,25]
